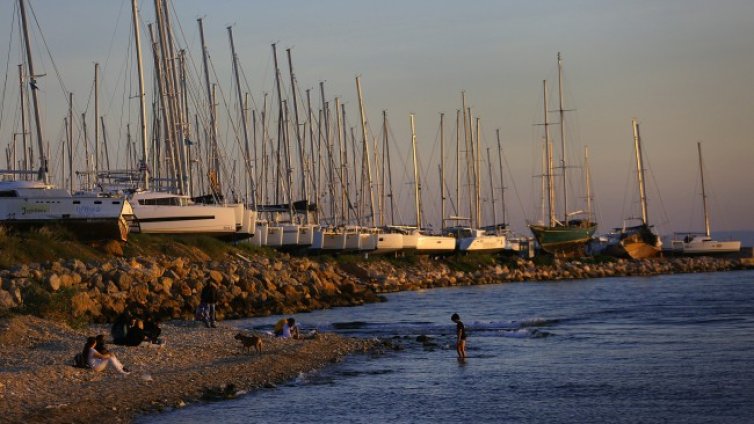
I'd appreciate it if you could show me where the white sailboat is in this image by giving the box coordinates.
[0,0,133,242]
[408,114,455,255]
[128,190,237,236]
[671,142,741,255]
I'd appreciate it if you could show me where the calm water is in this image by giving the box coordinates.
[140,270,754,423]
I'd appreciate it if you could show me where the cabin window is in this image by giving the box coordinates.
[94,201,102,204]
[73,200,81,204]
[0,191,17,197]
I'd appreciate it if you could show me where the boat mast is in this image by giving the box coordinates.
[334,97,345,224]
[475,117,482,227]
[228,25,256,207]
[356,76,377,228]
[496,129,506,225]
[486,146,496,227]
[18,0,49,184]
[94,62,100,175]
[410,114,422,229]
[697,142,711,237]
[383,111,395,225]
[543,80,555,227]
[68,92,73,191]
[18,65,29,178]
[439,112,445,230]
[584,145,592,221]
[198,18,218,197]
[556,52,569,223]
[287,48,309,221]
[632,118,649,225]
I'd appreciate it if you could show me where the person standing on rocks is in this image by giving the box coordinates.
[201,282,219,328]
[451,313,467,359]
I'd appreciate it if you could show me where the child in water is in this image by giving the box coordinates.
[451,313,467,359]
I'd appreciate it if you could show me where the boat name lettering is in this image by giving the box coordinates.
[21,204,49,215]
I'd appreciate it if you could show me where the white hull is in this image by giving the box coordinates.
[416,234,456,254]
[266,225,284,247]
[374,233,404,254]
[129,190,237,236]
[298,224,316,246]
[0,180,133,241]
[358,233,378,251]
[282,224,300,246]
[249,221,268,246]
[457,234,507,253]
[672,236,741,255]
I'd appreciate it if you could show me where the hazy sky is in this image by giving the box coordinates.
[1,0,753,235]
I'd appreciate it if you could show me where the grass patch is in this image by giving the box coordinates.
[444,253,498,272]
[16,282,88,328]
[0,225,102,267]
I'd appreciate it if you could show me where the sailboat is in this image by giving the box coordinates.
[670,142,741,255]
[443,105,506,254]
[123,0,240,239]
[528,54,596,256]
[408,114,456,255]
[605,119,662,259]
[0,0,134,242]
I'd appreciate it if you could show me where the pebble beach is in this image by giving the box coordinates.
[0,315,377,424]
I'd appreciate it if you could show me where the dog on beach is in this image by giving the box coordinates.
[234,333,263,353]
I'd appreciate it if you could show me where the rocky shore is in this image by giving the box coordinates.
[0,314,377,424]
[0,251,748,322]
[0,246,750,423]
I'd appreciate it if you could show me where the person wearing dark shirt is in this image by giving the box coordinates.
[201,282,218,328]
[451,313,467,359]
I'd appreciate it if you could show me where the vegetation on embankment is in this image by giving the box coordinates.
[0,226,749,328]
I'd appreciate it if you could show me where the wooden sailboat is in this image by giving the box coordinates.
[605,119,662,259]
[528,57,596,256]
[671,142,741,255]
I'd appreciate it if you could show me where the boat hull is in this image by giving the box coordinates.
[605,224,661,259]
[529,222,597,256]
[0,184,133,241]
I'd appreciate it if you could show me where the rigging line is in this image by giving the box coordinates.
[0,2,19,138]
[27,1,73,104]
[97,0,126,100]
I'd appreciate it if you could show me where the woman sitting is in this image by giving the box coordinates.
[83,336,130,375]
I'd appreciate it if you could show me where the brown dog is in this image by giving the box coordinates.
[234,333,263,353]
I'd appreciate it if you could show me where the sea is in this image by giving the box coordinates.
[139,270,754,424]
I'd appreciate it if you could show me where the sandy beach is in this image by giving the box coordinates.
[0,315,377,423]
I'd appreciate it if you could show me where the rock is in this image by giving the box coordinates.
[70,292,99,317]
[208,270,224,285]
[112,271,133,291]
[46,274,61,292]
[0,289,16,308]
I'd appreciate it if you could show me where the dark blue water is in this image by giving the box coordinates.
[140,271,754,423]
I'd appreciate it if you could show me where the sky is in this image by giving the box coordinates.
[1,0,753,236]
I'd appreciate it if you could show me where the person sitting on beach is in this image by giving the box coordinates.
[142,314,163,345]
[95,334,109,355]
[280,318,300,339]
[84,336,130,375]
[111,311,132,345]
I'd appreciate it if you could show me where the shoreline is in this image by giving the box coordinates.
[0,315,378,424]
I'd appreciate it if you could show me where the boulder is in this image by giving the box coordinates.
[46,274,61,292]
